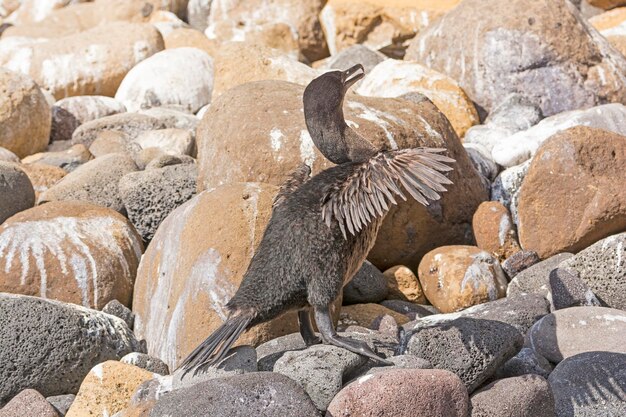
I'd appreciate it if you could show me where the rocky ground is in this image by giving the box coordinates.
[0,0,625,416]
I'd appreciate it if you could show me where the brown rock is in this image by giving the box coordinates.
[383,265,426,303]
[22,144,93,172]
[0,201,143,309]
[606,34,626,57]
[0,69,51,158]
[518,126,626,258]
[0,389,60,417]
[472,201,521,259]
[326,368,469,417]
[588,0,626,10]
[338,303,409,329]
[470,375,555,417]
[0,147,19,163]
[89,131,134,158]
[0,22,164,99]
[418,245,508,313]
[589,6,626,30]
[163,27,217,56]
[66,361,156,417]
[20,163,66,199]
[196,80,488,270]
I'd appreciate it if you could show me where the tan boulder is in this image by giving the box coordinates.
[66,361,156,417]
[589,6,626,30]
[20,163,67,199]
[417,245,508,313]
[0,201,143,309]
[472,201,521,260]
[196,80,487,270]
[339,303,409,328]
[382,265,426,304]
[164,27,217,56]
[0,22,164,99]
[321,0,461,57]
[518,126,626,258]
[0,69,51,158]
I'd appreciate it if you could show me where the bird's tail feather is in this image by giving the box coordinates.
[177,312,253,374]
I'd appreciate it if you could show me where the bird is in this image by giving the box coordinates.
[178,63,455,372]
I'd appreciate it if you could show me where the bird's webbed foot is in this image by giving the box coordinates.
[313,305,393,365]
[298,309,322,346]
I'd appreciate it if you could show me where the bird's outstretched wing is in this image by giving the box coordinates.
[273,163,312,208]
[321,148,455,238]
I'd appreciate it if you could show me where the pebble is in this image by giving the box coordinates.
[470,375,555,417]
[0,162,35,224]
[382,265,426,304]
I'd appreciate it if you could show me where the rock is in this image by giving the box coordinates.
[382,265,426,304]
[115,47,213,113]
[464,124,514,154]
[66,361,156,417]
[196,80,487,271]
[528,306,626,363]
[256,333,308,371]
[496,347,554,380]
[0,201,143,308]
[588,0,626,9]
[138,107,199,130]
[549,351,626,417]
[0,147,19,163]
[343,261,388,304]
[417,245,508,313]
[361,354,432,376]
[0,162,35,224]
[326,368,469,417]
[338,326,399,360]
[144,154,195,170]
[51,96,127,142]
[507,253,574,299]
[19,163,66,199]
[121,353,170,375]
[406,0,626,118]
[163,27,216,56]
[0,22,164,100]
[491,160,531,225]
[204,0,328,62]
[356,59,479,137]
[485,93,544,133]
[379,300,438,320]
[559,232,626,309]
[321,0,461,58]
[273,345,366,411]
[0,69,51,158]
[0,389,60,416]
[548,268,601,311]
[470,375,555,417]
[132,128,195,156]
[492,103,626,168]
[118,163,197,241]
[339,303,409,329]
[211,43,319,98]
[464,143,499,181]
[88,130,135,158]
[102,299,135,328]
[501,251,540,279]
[22,144,93,172]
[517,126,626,258]
[71,113,171,148]
[406,317,523,392]
[0,293,143,404]
[472,201,521,259]
[326,44,386,75]
[149,372,320,417]
[590,7,626,31]
[46,394,75,416]
[39,153,138,213]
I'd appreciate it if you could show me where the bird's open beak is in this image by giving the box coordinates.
[342,64,365,89]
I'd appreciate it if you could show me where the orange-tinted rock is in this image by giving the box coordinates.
[339,303,409,328]
[20,163,66,199]
[0,201,143,309]
[472,201,521,259]
[163,27,217,56]
[383,265,426,304]
[587,0,626,10]
[589,6,626,30]
[518,126,626,258]
[418,245,508,313]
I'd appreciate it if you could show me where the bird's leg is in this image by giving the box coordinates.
[298,309,321,346]
[313,304,393,365]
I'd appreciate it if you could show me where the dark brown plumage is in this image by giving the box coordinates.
[178,64,455,373]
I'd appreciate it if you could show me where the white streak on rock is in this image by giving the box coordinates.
[299,130,316,166]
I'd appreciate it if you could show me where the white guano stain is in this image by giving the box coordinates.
[299,130,317,166]
[347,101,398,149]
[269,128,285,161]
[92,363,104,382]
[358,374,374,384]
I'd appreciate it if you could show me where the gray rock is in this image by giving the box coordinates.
[507,253,574,299]
[549,352,626,417]
[496,347,554,380]
[138,107,199,131]
[71,113,168,148]
[380,300,439,320]
[341,326,399,359]
[406,317,524,392]
[149,372,320,417]
[527,306,626,363]
[145,154,195,170]
[352,354,432,381]
[39,153,138,213]
[51,96,126,142]
[257,333,308,371]
[464,124,513,153]
[327,45,386,75]
[0,147,19,163]
[548,268,601,311]
[0,293,143,405]
[464,143,500,181]
[485,93,543,133]
[371,314,399,337]
[23,144,93,172]
[118,163,197,240]
[132,128,196,157]
[0,162,35,224]
[273,344,367,411]
[491,160,531,225]
[187,0,210,31]
[343,261,388,304]
[470,375,555,417]
[102,299,135,328]
[502,251,540,279]
[121,352,169,375]
[46,394,75,416]
[559,232,626,310]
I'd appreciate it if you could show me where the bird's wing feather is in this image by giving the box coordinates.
[273,163,312,208]
[321,148,455,239]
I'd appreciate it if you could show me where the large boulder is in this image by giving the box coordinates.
[0,293,143,405]
[0,162,35,224]
[0,69,51,158]
[0,201,143,309]
[517,126,626,259]
[406,0,626,117]
[196,80,487,270]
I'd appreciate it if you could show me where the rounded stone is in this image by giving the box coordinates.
[472,201,521,259]
[383,265,426,304]
[343,261,388,304]
[0,147,19,163]
[0,389,60,416]
[470,375,555,417]
[19,163,67,200]
[0,162,35,224]
[50,96,126,142]
[339,303,409,329]
[0,201,143,309]
[417,245,508,313]
[22,144,93,172]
